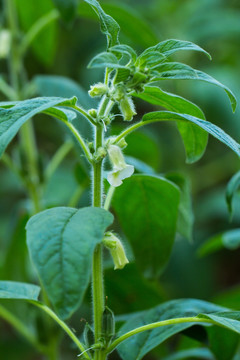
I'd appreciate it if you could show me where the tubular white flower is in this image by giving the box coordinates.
[107,145,134,187]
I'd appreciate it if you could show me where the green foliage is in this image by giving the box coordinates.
[117,299,224,360]
[226,170,240,217]
[0,97,77,157]
[0,281,40,300]
[198,229,240,257]
[113,175,180,278]
[26,207,113,319]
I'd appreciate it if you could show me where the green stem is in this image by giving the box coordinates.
[72,104,96,126]
[92,94,114,360]
[31,302,90,359]
[114,121,145,144]
[103,186,115,211]
[20,9,59,56]
[107,317,220,354]
[63,121,93,163]
[0,303,46,354]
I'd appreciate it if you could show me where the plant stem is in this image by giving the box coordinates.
[0,303,46,354]
[103,186,115,211]
[31,302,90,359]
[107,317,222,353]
[63,121,93,163]
[92,95,113,360]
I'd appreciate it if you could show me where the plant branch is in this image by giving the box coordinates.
[0,78,17,100]
[71,104,96,125]
[107,317,222,353]
[63,121,92,163]
[103,186,115,211]
[30,301,90,359]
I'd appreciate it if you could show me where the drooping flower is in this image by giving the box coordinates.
[107,145,134,187]
[103,232,129,270]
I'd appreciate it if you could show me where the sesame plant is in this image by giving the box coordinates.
[1,0,240,360]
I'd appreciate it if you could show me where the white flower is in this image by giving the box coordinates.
[107,145,134,187]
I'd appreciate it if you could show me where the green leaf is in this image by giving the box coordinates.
[198,311,240,333]
[0,96,77,157]
[133,86,208,163]
[112,175,180,278]
[117,298,224,360]
[83,0,120,48]
[165,172,194,241]
[150,39,212,59]
[0,281,40,301]
[162,348,214,360]
[52,0,78,22]
[26,207,113,319]
[142,111,240,158]
[151,62,237,112]
[226,171,240,217]
[198,229,240,257]
[88,51,125,69]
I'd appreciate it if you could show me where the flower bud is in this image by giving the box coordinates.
[94,146,107,161]
[103,232,129,270]
[119,96,136,121]
[117,137,127,149]
[88,83,108,97]
[88,108,97,118]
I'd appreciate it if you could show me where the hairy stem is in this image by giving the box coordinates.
[107,317,221,353]
[92,95,114,360]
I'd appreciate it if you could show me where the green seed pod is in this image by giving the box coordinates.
[83,323,94,348]
[119,96,136,121]
[101,306,115,346]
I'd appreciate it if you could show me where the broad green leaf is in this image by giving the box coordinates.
[162,348,214,360]
[142,111,240,158]
[151,62,237,112]
[88,51,125,69]
[226,171,240,217]
[112,175,180,278]
[125,156,155,175]
[198,311,240,333]
[165,172,194,241]
[83,0,120,48]
[198,229,240,257]
[117,298,224,360]
[0,96,77,157]
[16,0,57,65]
[26,207,113,319]
[52,0,78,22]
[0,281,40,301]
[153,39,211,59]
[133,86,208,163]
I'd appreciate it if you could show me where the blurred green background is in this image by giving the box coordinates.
[0,0,240,359]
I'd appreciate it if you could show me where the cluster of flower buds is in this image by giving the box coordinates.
[88,83,108,97]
